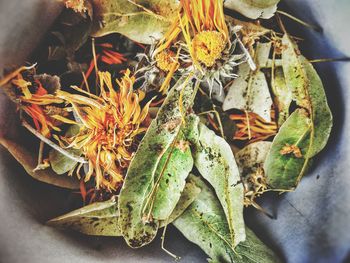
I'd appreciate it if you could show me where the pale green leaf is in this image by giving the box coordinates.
[47,197,120,236]
[224,0,280,19]
[159,179,201,227]
[91,0,179,44]
[193,123,245,247]
[149,131,194,220]
[173,174,281,263]
[118,76,194,248]
[49,125,81,175]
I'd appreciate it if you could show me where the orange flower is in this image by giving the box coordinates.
[0,66,63,137]
[58,69,151,191]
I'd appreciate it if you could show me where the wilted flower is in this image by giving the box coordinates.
[58,69,152,191]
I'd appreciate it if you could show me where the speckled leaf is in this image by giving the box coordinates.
[193,123,245,247]
[47,197,120,236]
[149,131,194,220]
[223,63,273,122]
[118,76,194,248]
[91,0,179,44]
[236,141,272,179]
[264,109,311,190]
[224,0,280,19]
[281,34,332,156]
[159,180,201,227]
[272,67,292,126]
[173,174,280,263]
[281,34,309,108]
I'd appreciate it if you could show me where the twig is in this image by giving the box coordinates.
[22,120,87,164]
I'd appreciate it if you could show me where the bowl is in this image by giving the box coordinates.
[0,0,349,262]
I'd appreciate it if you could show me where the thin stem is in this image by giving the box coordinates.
[309,57,350,63]
[277,10,322,32]
[161,223,181,261]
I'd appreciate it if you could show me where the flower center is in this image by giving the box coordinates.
[192,31,226,67]
[155,50,176,72]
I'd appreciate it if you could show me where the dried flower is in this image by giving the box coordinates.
[58,69,152,191]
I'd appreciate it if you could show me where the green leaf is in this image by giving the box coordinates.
[118,76,195,248]
[91,0,179,44]
[224,0,280,19]
[264,109,311,189]
[300,56,333,157]
[223,63,273,122]
[173,175,280,263]
[159,179,201,227]
[148,130,194,220]
[281,34,333,157]
[193,123,245,247]
[47,197,120,236]
[49,125,81,175]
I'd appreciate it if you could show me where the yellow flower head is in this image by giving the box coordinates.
[58,69,151,191]
[180,0,229,68]
[156,0,229,69]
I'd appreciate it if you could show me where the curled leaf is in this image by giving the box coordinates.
[281,34,333,157]
[271,67,292,126]
[0,136,79,189]
[193,122,245,247]
[224,0,280,19]
[47,197,120,236]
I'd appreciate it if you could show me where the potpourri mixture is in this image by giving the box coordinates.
[0,0,333,262]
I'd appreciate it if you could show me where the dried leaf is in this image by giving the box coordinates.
[224,0,280,19]
[173,174,281,263]
[0,136,79,189]
[47,197,120,236]
[264,109,311,189]
[193,123,245,247]
[281,34,333,157]
[150,131,194,220]
[91,0,179,44]
[159,179,201,227]
[118,76,194,248]
[223,63,273,122]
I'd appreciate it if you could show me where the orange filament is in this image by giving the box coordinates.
[230,111,278,143]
